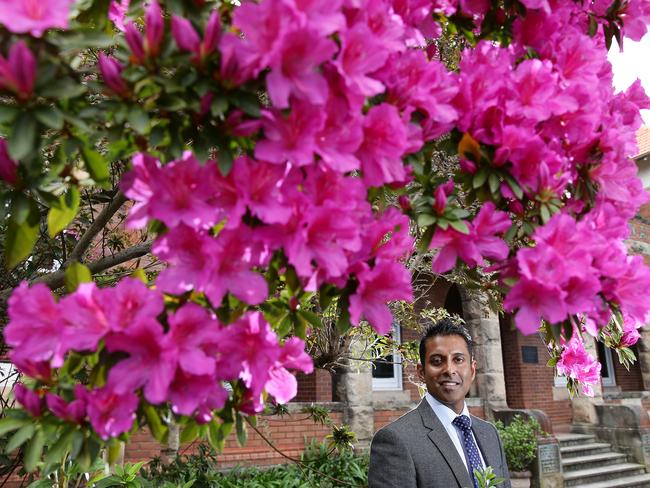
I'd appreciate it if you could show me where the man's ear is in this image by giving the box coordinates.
[416,362,425,382]
[470,358,477,382]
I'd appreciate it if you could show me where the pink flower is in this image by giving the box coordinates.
[5,283,62,370]
[335,22,389,97]
[349,261,413,335]
[255,101,324,166]
[285,204,362,280]
[121,152,226,230]
[471,203,511,260]
[231,0,298,74]
[108,0,130,31]
[0,41,36,101]
[0,138,18,185]
[0,0,74,37]
[355,207,414,263]
[165,303,221,376]
[432,180,454,215]
[556,333,601,396]
[84,386,139,440]
[266,27,336,108]
[46,388,86,424]
[356,103,410,187]
[102,277,164,332]
[265,337,314,403]
[154,225,269,306]
[290,0,345,36]
[105,319,177,404]
[232,156,293,225]
[217,312,312,410]
[98,53,129,98]
[217,312,283,400]
[58,283,110,359]
[14,384,43,417]
[168,369,228,416]
[504,278,567,335]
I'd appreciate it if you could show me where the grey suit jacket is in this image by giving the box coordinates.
[369,400,512,488]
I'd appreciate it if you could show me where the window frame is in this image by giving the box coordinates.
[371,324,403,391]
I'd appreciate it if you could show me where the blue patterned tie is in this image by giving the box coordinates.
[452,414,482,488]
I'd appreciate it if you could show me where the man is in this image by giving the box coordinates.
[369,319,511,488]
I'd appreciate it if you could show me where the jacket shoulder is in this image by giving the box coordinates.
[374,406,423,438]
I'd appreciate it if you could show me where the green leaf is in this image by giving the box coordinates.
[44,429,77,467]
[5,198,40,268]
[540,204,550,224]
[24,429,45,472]
[107,439,123,466]
[417,213,437,227]
[472,168,489,189]
[0,417,28,437]
[231,92,260,118]
[235,414,247,447]
[0,105,18,123]
[505,176,524,200]
[128,107,150,135]
[6,424,35,453]
[180,422,199,444]
[34,107,65,130]
[8,112,37,160]
[39,78,87,99]
[82,147,110,187]
[298,310,321,329]
[64,261,92,292]
[143,404,168,443]
[217,147,234,176]
[488,173,500,194]
[449,219,470,234]
[47,187,80,237]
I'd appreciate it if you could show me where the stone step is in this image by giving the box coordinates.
[568,473,650,488]
[564,463,647,487]
[562,451,628,472]
[560,443,613,458]
[557,433,597,447]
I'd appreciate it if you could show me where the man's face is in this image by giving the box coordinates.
[417,334,476,415]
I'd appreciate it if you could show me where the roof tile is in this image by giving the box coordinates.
[637,126,650,157]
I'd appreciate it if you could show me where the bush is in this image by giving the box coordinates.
[495,415,544,473]
[141,442,368,488]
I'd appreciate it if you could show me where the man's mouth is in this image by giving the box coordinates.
[439,381,461,388]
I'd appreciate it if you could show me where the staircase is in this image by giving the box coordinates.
[558,433,650,488]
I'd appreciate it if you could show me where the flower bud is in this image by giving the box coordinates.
[398,195,411,212]
[14,384,43,417]
[144,0,164,58]
[0,41,36,101]
[124,22,146,63]
[98,53,129,98]
[201,10,221,59]
[0,138,18,186]
[171,15,201,57]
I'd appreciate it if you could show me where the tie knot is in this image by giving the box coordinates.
[453,414,472,432]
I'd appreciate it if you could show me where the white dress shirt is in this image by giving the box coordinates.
[424,392,486,472]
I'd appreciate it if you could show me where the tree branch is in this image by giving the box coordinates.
[0,241,153,304]
[67,191,128,263]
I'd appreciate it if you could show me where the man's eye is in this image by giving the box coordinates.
[455,357,465,363]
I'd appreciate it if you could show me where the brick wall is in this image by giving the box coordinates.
[294,369,333,402]
[612,345,644,391]
[124,409,344,467]
[500,316,573,432]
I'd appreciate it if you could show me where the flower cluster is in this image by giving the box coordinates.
[6,279,312,438]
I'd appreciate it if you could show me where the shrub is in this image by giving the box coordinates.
[141,442,368,487]
[495,415,544,473]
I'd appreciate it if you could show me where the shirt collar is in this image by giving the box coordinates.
[424,392,470,427]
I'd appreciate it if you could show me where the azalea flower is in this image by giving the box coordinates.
[0,0,74,37]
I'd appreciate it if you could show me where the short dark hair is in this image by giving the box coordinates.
[419,318,474,366]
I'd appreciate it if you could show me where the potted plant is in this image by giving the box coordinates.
[495,415,545,488]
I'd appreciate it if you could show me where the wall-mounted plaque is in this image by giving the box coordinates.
[522,346,539,364]
[538,443,561,474]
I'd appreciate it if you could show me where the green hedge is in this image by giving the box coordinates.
[141,442,368,488]
[495,415,544,472]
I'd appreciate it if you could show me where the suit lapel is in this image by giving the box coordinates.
[417,401,474,488]
[471,416,499,471]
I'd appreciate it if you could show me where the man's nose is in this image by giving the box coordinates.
[442,358,457,375]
